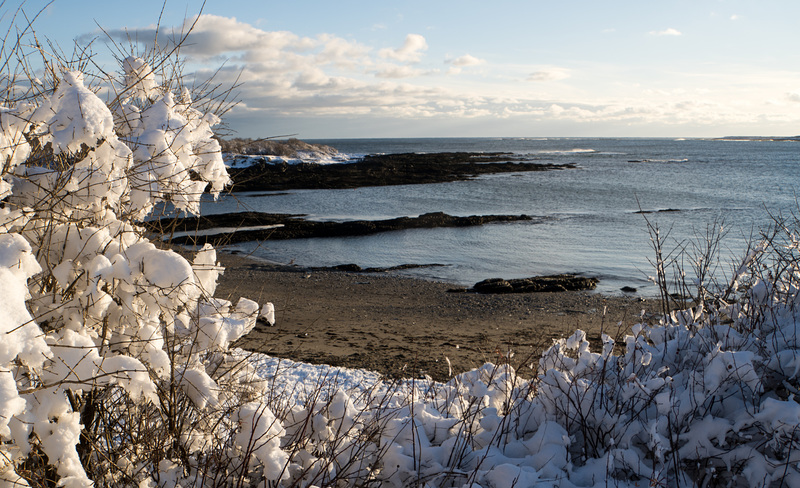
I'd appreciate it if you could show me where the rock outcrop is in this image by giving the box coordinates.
[156,211,535,246]
[470,274,598,293]
[227,152,575,191]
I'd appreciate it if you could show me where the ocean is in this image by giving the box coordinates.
[203,137,800,296]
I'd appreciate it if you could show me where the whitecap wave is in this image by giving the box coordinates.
[536,148,596,155]
[501,137,549,141]
[627,158,688,163]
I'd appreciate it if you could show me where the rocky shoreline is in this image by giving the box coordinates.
[153,211,536,246]
[226,151,575,191]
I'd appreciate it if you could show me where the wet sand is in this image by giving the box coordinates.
[216,252,659,382]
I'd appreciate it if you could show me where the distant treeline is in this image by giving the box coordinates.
[215,137,339,157]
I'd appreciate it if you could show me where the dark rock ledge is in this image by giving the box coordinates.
[152,211,535,247]
[311,263,448,273]
[227,152,576,192]
[469,275,599,294]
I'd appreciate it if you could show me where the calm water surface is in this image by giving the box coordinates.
[203,138,800,295]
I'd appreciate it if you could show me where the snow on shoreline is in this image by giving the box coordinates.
[236,348,435,405]
[164,224,284,240]
[224,151,360,168]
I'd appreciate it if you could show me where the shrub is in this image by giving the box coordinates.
[0,9,280,487]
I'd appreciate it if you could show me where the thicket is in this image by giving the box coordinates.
[1,5,799,488]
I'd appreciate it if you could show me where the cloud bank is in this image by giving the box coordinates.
[91,14,800,137]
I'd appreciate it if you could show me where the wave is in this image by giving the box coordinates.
[627,158,689,163]
[534,148,597,155]
[501,137,549,141]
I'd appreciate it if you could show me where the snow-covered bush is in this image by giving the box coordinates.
[253,219,800,487]
[0,16,283,487]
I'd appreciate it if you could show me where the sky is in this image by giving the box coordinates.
[18,0,800,139]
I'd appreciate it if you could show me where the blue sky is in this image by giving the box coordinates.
[23,0,800,138]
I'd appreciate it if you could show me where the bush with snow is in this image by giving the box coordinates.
[253,223,800,488]
[0,22,281,486]
[1,11,799,488]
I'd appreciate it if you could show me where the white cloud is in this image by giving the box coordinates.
[314,34,372,68]
[527,67,570,82]
[649,28,682,36]
[374,66,424,78]
[730,14,741,21]
[786,92,800,103]
[182,15,314,59]
[446,54,485,67]
[378,34,428,63]
[291,69,336,90]
[99,14,371,70]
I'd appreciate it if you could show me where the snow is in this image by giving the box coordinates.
[234,402,290,482]
[224,151,357,168]
[179,366,220,409]
[240,350,390,405]
[97,355,158,403]
[122,56,158,101]
[163,223,283,240]
[0,367,26,438]
[260,302,276,326]
[41,71,116,154]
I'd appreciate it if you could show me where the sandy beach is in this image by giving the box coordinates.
[216,252,659,382]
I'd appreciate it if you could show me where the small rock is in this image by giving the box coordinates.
[472,278,515,294]
[331,263,362,272]
[620,286,637,293]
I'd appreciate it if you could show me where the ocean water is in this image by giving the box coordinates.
[203,138,800,295]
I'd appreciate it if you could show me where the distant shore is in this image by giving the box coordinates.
[218,252,658,382]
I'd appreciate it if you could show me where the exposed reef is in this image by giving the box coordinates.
[153,211,534,246]
[227,152,575,191]
[634,208,681,214]
[310,263,448,273]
